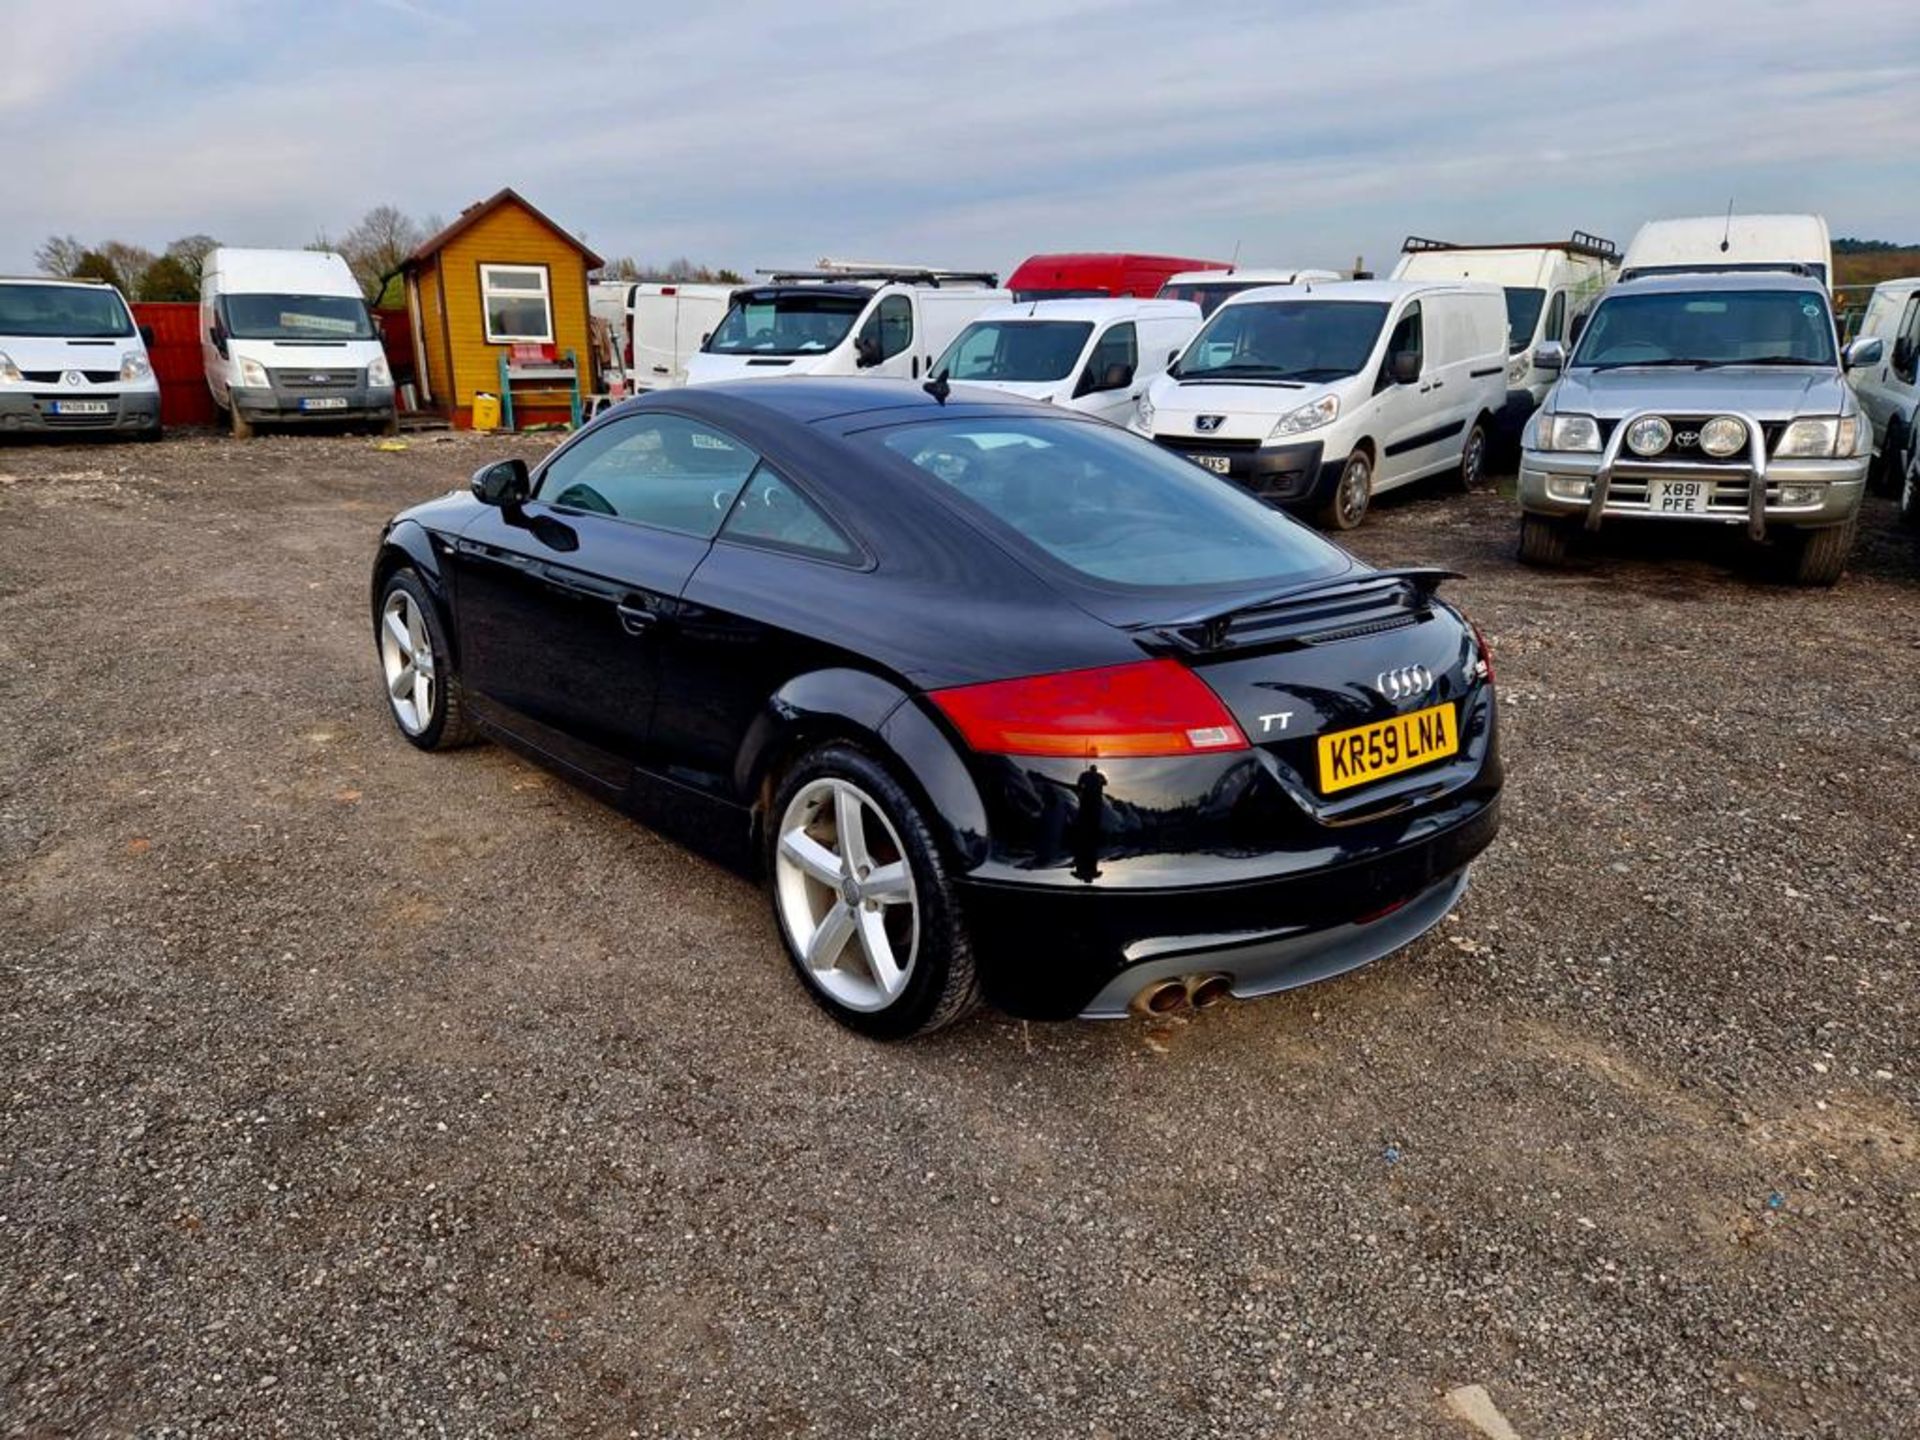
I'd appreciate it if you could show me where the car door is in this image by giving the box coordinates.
[1071,321,1139,423]
[1851,291,1902,439]
[1370,300,1440,486]
[448,412,760,790]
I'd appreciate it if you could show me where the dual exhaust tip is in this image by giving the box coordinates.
[1131,972,1234,1019]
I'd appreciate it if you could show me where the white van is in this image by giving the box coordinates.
[200,247,394,438]
[1391,233,1617,422]
[1846,276,1920,484]
[0,276,161,439]
[682,269,1009,385]
[1156,267,1343,317]
[629,281,736,391]
[930,298,1201,425]
[1620,214,1832,288]
[1132,279,1509,529]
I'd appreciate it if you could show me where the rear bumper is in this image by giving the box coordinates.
[0,389,160,434]
[957,795,1499,1020]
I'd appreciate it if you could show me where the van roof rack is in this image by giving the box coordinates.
[1620,260,1818,282]
[756,267,999,288]
[1401,231,1619,261]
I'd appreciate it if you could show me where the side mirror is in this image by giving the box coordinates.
[1534,341,1566,373]
[1389,350,1421,385]
[139,324,156,348]
[700,332,711,347]
[1167,348,1181,365]
[1844,335,1884,370]
[209,325,228,359]
[1569,311,1589,344]
[471,458,531,508]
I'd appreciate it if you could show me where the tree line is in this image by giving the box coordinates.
[34,207,743,303]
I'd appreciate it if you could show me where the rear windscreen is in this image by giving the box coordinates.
[869,416,1346,591]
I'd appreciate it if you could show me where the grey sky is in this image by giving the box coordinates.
[4,0,1917,277]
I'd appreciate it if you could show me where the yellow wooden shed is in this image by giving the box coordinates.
[401,188,604,428]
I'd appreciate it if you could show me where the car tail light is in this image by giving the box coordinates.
[1468,618,1495,684]
[930,659,1248,759]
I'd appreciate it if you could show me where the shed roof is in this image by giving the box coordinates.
[405,188,604,270]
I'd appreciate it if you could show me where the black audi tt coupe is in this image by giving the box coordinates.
[370,379,1501,1038]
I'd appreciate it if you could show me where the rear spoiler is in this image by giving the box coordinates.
[1136,567,1459,655]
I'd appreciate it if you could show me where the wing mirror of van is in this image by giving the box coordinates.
[208,324,228,359]
[471,458,531,508]
[1389,350,1421,386]
[138,324,156,348]
[1844,335,1884,370]
[1534,341,1566,372]
[854,333,882,368]
[1569,312,1589,345]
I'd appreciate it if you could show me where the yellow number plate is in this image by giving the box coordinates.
[1317,703,1459,794]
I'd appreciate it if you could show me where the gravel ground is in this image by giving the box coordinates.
[1,428,1916,1439]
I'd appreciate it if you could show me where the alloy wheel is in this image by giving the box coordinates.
[1462,428,1486,488]
[774,777,918,1012]
[1339,455,1372,527]
[379,590,436,735]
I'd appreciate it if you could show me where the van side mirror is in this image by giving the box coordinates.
[1167,348,1181,366]
[208,324,228,359]
[1534,341,1566,372]
[1569,311,1589,344]
[471,458,531,508]
[139,324,156,348]
[854,332,882,368]
[1844,335,1884,370]
[1389,350,1421,385]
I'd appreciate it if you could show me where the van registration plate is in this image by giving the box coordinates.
[1318,703,1460,795]
[1188,453,1232,475]
[49,400,111,415]
[1648,478,1712,514]
[300,397,349,411]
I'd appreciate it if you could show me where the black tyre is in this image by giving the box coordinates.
[1901,447,1920,528]
[1314,449,1373,531]
[378,408,400,438]
[1517,512,1573,567]
[1872,422,1908,497]
[375,568,478,750]
[767,743,980,1040]
[1779,520,1856,587]
[1453,417,1490,492]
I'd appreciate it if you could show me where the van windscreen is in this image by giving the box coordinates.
[1503,287,1546,353]
[0,284,133,338]
[936,321,1093,383]
[707,293,868,356]
[1174,300,1388,382]
[224,294,374,340]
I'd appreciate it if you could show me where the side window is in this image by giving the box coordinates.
[538,414,758,538]
[719,463,859,562]
[1896,297,1920,383]
[1542,291,1568,345]
[1383,301,1422,380]
[859,294,914,363]
[1080,322,1139,394]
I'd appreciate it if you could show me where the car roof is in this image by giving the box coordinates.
[1607,271,1830,297]
[626,377,1049,428]
[970,298,1200,324]
[1213,277,1498,308]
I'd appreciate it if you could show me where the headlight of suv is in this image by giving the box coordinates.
[237,356,271,389]
[367,354,393,387]
[1269,394,1338,439]
[1134,393,1154,434]
[119,350,153,383]
[0,351,21,385]
[1537,412,1601,452]
[1774,417,1860,458]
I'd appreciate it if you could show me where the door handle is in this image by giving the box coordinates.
[1429,379,1444,389]
[615,602,657,637]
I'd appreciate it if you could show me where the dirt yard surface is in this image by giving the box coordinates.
[2,428,1916,1439]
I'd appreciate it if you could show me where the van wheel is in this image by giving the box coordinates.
[1779,520,1856,587]
[1454,419,1490,492]
[378,408,400,437]
[1315,451,1372,530]
[1902,448,1920,527]
[1518,513,1572,567]
[230,406,255,440]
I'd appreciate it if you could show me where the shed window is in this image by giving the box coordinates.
[480,264,553,344]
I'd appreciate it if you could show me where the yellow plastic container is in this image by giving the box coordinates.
[470,391,501,431]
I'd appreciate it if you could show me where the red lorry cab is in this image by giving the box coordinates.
[1006,252,1230,302]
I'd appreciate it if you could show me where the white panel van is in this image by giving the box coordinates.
[930,298,1202,424]
[1156,268,1343,317]
[1620,214,1832,288]
[1845,276,1920,486]
[201,247,394,438]
[1133,279,1509,529]
[682,269,1009,386]
[1391,233,1617,423]
[628,282,736,391]
[0,276,161,439]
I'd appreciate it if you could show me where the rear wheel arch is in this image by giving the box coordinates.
[736,668,990,874]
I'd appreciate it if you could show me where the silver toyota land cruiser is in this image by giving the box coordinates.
[1516,271,1881,585]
